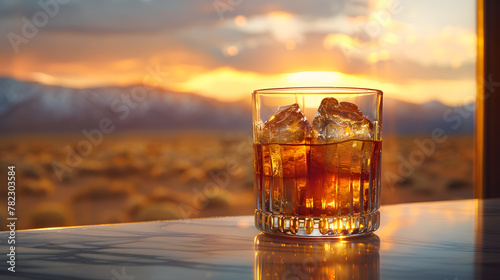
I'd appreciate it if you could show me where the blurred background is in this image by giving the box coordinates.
[0,0,475,229]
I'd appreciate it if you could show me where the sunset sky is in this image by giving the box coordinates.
[0,0,476,106]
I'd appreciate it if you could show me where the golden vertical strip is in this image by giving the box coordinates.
[376,145,382,209]
[321,145,327,215]
[325,144,338,216]
[291,146,297,215]
[475,0,485,198]
[336,143,341,216]
[349,141,354,216]
[359,141,365,215]
[254,145,261,211]
[296,146,305,216]
[269,144,282,213]
[254,244,259,280]
[368,154,373,212]
[279,145,285,214]
[474,1,484,277]
[263,145,272,213]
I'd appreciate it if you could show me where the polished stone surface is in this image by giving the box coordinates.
[1,199,500,279]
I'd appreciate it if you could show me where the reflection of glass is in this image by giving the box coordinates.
[253,87,383,237]
[254,233,380,280]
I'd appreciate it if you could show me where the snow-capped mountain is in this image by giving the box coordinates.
[0,77,473,135]
[0,77,250,133]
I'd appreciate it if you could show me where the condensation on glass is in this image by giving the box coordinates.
[253,87,383,237]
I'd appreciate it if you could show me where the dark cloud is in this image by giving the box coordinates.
[0,0,352,34]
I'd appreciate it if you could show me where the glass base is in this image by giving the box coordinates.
[254,209,380,238]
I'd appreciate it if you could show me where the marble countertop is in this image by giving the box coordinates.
[1,199,500,280]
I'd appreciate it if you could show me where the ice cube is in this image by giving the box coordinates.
[261,103,309,144]
[312,98,374,143]
[253,119,264,143]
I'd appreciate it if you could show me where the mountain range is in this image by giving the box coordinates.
[0,77,473,135]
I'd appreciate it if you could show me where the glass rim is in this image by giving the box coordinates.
[253,86,383,96]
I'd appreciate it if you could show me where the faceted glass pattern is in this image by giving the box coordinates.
[253,87,382,237]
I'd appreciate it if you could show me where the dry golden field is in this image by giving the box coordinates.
[0,131,472,230]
